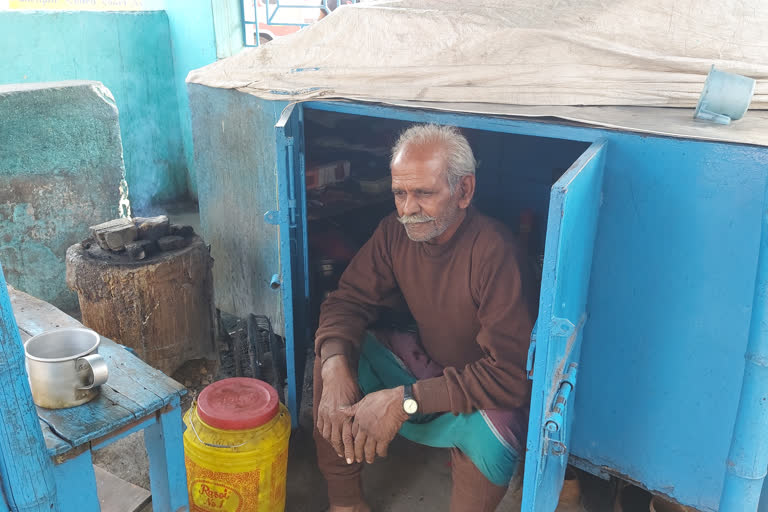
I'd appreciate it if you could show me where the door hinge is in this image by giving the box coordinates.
[551,316,576,338]
[264,210,279,225]
[527,316,575,381]
[545,362,578,435]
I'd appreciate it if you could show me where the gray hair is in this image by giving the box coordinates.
[390,124,477,194]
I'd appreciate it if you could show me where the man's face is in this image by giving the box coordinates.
[391,142,470,243]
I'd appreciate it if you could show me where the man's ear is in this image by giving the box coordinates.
[458,175,476,209]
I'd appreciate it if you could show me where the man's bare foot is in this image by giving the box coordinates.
[329,503,371,512]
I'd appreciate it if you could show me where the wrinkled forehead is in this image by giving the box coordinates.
[391,141,449,184]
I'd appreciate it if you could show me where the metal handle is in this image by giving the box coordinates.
[76,354,109,390]
[188,409,247,449]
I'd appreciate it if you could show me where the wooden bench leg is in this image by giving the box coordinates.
[53,450,100,511]
[144,396,189,512]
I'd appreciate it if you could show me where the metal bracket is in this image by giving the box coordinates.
[545,362,579,435]
[551,317,576,338]
[264,210,279,225]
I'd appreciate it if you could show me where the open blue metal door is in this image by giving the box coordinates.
[522,139,607,511]
[274,103,310,428]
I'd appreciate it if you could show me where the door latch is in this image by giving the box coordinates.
[545,362,578,434]
[526,319,538,380]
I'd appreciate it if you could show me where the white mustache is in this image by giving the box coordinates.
[398,214,436,224]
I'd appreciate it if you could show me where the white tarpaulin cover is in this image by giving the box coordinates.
[187,0,768,145]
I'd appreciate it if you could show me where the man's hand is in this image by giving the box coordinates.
[343,386,409,464]
[317,355,361,464]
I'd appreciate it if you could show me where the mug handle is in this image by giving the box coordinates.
[76,354,109,390]
[695,108,732,125]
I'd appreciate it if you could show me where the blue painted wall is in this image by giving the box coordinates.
[165,0,220,201]
[0,10,187,212]
[0,81,125,311]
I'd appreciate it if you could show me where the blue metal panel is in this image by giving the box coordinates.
[719,182,768,512]
[572,138,768,511]
[522,140,607,512]
[275,103,309,428]
[302,100,768,509]
[304,101,598,143]
[759,477,768,511]
[0,264,58,511]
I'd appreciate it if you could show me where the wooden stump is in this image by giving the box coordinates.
[66,236,216,376]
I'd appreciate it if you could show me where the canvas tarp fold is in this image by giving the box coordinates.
[188,0,768,145]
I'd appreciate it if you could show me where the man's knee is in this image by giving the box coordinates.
[450,449,509,512]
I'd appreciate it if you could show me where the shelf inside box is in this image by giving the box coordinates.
[307,190,394,221]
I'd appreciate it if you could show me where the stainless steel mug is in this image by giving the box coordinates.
[24,328,109,409]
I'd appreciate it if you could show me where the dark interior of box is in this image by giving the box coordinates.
[303,108,591,327]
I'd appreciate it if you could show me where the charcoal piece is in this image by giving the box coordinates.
[169,224,195,238]
[134,215,170,241]
[157,235,187,252]
[90,218,137,251]
[125,240,158,260]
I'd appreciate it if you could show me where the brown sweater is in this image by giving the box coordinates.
[315,207,535,415]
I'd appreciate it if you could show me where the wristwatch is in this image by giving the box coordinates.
[403,383,418,415]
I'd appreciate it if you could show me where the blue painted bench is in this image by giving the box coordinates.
[1,284,189,512]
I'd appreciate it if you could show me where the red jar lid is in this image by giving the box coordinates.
[197,378,279,430]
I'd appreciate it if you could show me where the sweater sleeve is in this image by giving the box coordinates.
[414,237,534,414]
[314,216,401,361]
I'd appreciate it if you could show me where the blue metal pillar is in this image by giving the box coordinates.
[720,186,768,511]
[0,264,58,511]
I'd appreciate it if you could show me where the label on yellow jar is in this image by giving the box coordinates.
[187,457,261,512]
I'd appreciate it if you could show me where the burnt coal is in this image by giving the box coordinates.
[170,224,195,238]
[83,216,197,262]
[125,239,158,260]
[134,215,170,241]
[90,218,137,251]
[157,235,187,252]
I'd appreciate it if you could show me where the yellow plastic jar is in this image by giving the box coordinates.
[183,378,291,512]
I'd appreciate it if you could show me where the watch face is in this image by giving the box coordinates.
[403,398,418,415]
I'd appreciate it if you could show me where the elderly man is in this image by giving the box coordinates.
[313,124,535,512]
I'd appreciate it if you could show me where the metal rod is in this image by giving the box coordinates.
[251,0,258,46]
[0,265,59,511]
[719,186,768,511]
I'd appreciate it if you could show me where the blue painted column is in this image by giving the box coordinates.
[720,184,768,511]
[0,264,58,511]
[165,0,220,201]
